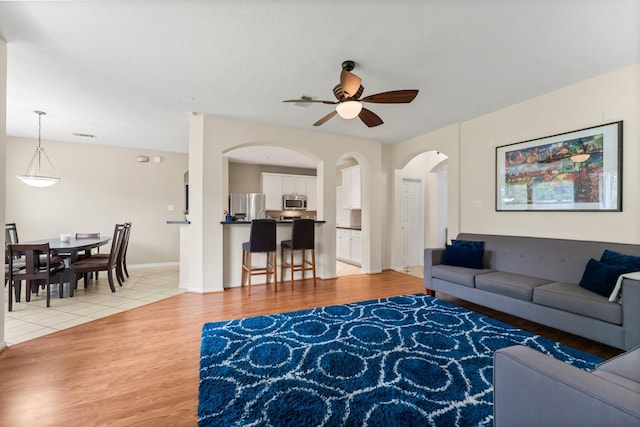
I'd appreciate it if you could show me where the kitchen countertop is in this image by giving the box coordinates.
[336,225,361,230]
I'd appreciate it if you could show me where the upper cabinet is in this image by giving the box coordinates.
[282,175,307,195]
[341,165,361,210]
[261,173,284,210]
[261,172,317,211]
[305,176,318,211]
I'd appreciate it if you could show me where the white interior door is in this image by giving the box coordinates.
[402,178,424,267]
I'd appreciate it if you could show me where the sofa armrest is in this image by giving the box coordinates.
[622,277,640,349]
[494,346,640,427]
[423,248,444,291]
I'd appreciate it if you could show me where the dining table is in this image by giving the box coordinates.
[22,235,112,296]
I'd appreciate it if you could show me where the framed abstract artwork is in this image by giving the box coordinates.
[496,121,622,211]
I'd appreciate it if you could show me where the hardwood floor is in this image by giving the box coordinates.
[0,271,622,426]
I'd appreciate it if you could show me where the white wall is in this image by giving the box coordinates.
[6,137,188,264]
[1,38,7,349]
[459,63,640,243]
[392,63,640,246]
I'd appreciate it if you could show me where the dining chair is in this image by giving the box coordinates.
[7,243,66,311]
[75,232,101,280]
[87,222,130,283]
[5,223,24,287]
[241,219,277,296]
[121,222,132,279]
[5,223,19,247]
[69,224,125,293]
[280,219,316,290]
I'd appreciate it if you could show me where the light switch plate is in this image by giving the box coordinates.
[168,204,175,211]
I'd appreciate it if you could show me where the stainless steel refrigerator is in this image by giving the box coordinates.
[245,193,266,221]
[229,193,247,220]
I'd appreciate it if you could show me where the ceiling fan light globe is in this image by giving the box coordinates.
[336,101,363,119]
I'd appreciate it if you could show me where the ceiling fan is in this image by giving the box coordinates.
[283,60,419,128]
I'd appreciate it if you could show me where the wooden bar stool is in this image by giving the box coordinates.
[241,219,277,296]
[280,219,316,290]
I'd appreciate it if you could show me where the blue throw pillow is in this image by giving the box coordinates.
[600,249,640,270]
[442,245,484,269]
[579,258,635,297]
[451,239,485,250]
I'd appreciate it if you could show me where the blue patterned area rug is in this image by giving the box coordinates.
[198,294,602,426]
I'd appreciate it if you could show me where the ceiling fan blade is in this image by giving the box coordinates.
[283,99,337,105]
[340,70,362,98]
[313,110,338,126]
[358,107,384,128]
[360,89,419,104]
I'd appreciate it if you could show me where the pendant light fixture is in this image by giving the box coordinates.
[17,111,60,187]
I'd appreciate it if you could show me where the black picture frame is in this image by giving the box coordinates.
[496,121,622,211]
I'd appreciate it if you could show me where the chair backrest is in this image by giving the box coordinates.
[5,223,19,246]
[121,222,132,260]
[290,219,315,250]
[108,224,126,265]
[6,223,20,262]
[247,219,276,253]
[8,243,53,280]
[76,232,100,239]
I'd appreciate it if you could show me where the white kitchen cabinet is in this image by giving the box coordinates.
[336,186,350,226]
[306,176,317,211]
[336,228,361,266]
[350,230,362,264]
[261,173,284,210]
[341,166,361,209]
[336,229,350,261]
[282,175,307,195]
[261,172,317,211]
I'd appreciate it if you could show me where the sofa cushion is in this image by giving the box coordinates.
[432,264,492,288]
[475,272,551,301]
[579,258,635,297]
[442,245,484,269]
[600,249,640,270]
[533,282,622,325]
[596,345,640,383]
[451,239,484,250]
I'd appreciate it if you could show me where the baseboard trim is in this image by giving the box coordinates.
[128,262,179,269]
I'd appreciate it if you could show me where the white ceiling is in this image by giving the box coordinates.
[1,1,639,167]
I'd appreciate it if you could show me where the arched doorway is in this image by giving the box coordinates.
[394,150,448,278]
[335,155,363,276]
[221,144,321,288]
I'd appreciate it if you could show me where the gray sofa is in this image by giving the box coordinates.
[423,233,640,350]
[493,345,640,426]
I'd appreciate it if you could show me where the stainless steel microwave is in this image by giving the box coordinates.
[283,194,307,210]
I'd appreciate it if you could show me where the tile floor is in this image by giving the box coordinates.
[4,264,184,345]
[336,260,363,276]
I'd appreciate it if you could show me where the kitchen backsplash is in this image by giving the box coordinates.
[266,210,317,220]
[350,210,361,228]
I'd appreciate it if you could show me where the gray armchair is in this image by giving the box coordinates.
[493,345,640,426]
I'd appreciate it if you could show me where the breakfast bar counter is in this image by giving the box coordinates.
[222,220,325,288]
[220,220,326,225]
